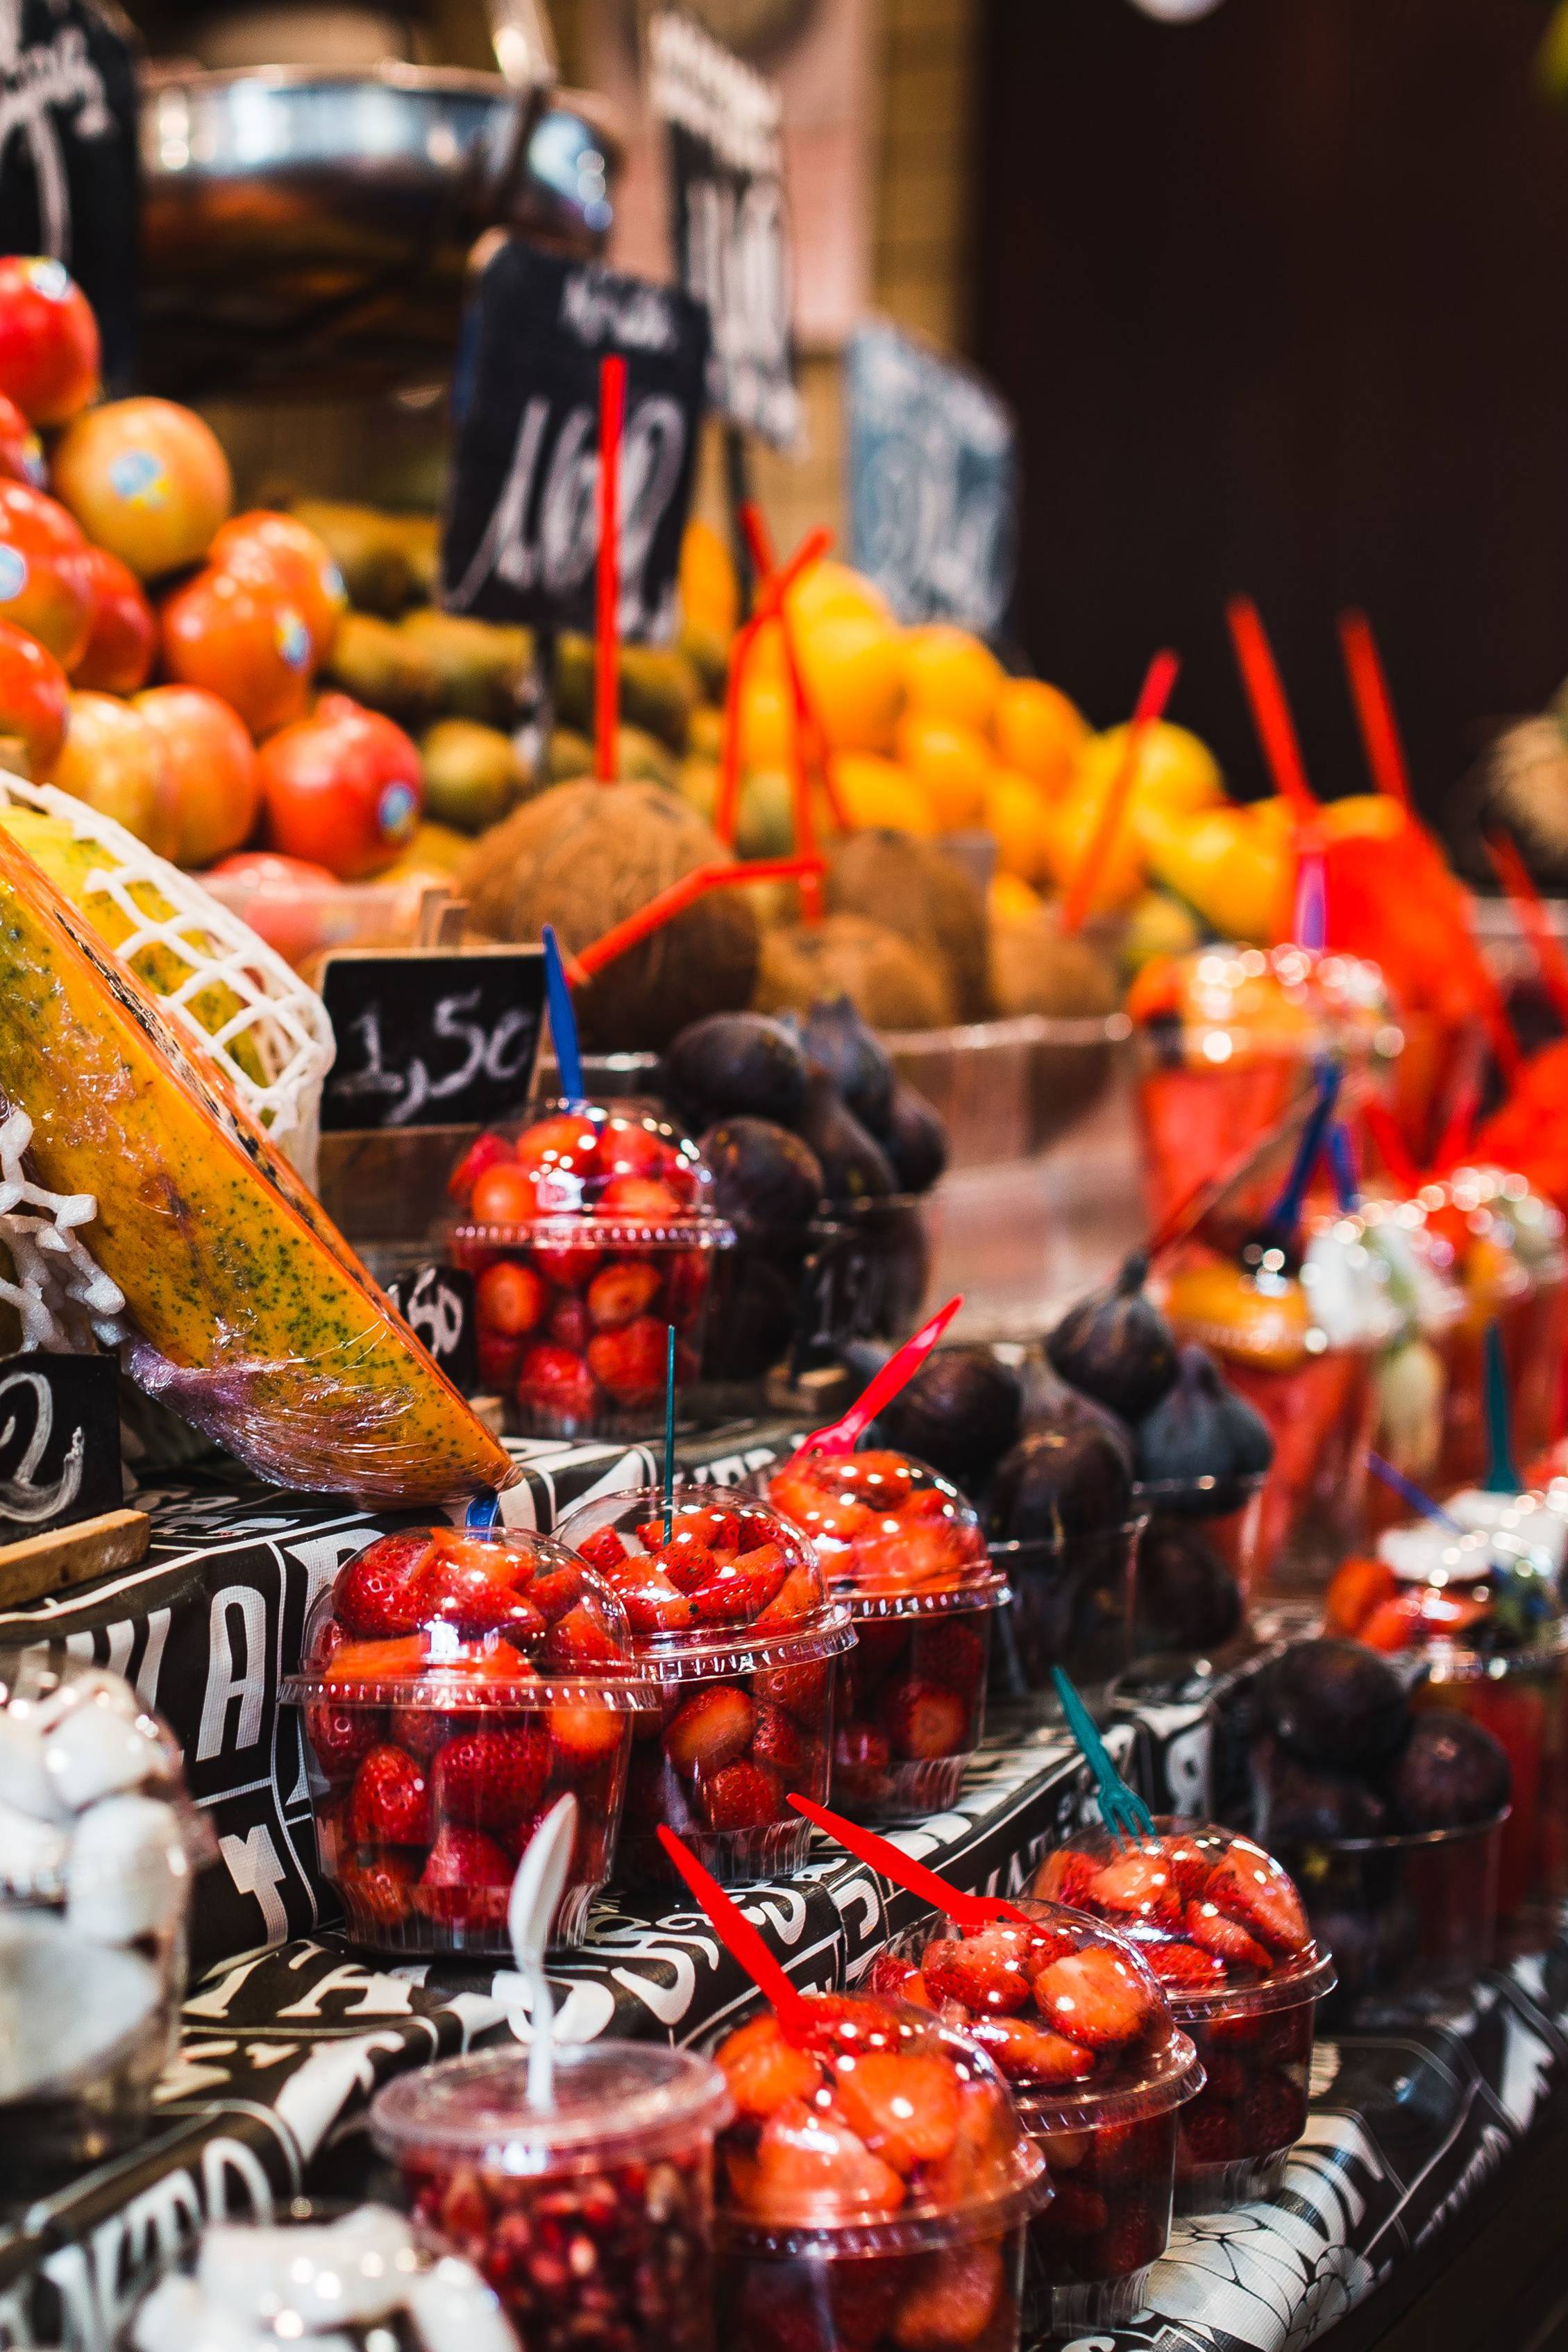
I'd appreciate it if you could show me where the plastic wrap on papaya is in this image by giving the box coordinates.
[0,825,514,1502]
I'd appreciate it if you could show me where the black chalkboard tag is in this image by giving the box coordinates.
[0,0,140,392]
[648,9,800,451]
[441,238,710,641]
[317,946,546,1135]
[846,320,1018,639]
[0,1350,121,1543]
[382,1263,477,1394]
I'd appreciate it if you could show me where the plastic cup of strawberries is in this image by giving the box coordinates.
[552,1487,855,1888]
[869,1900,1203,2333]
[761,1448,1009,1820]
[1032,1818,1334,2211]
[371,2041,734,2352]
[449,1100,734,1439]
[706,1988,1051,2352]
[281,1524,659,1953]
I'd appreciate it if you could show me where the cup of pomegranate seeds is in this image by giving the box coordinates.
[282,1524,659,1954]
[870,1902,1203,2332]
[371,2042,732,2352]
[449,1101,734,1439]
[552,1488,854,1888]
[705,1988,1050,2352]
[1033,1818,1335,2211]
[761,1448,1009,1819]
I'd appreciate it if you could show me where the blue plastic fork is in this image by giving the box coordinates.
[1052,1666,1154,1847]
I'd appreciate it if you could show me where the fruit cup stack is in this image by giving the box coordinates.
[283,1524,657,1951]
[450,1100,734,1440]
[1034,1820,1333,2210]
[707,1989,1050,2352]
[870,1901,1203,2333]
[553,1488,854,1887]
[372,2042,733,2352]
[762,1447,1009,1818]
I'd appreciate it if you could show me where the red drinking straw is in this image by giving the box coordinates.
[1226,597,1319,821]
[1362,1099,1422,1195]
[789,1794,1032,1928]
[594,355,625,782]
[1483,828,1568,1033]
[572,852,825,980]
[1338,609,1413,809]
[799,1293,964,1455]
[741,502,851,837]
[656,1825,809,2038]
[714,526,834,848]
[1059,649,1180,936]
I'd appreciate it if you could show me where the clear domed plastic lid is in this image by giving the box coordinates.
[1350,1196,1466,1338]
[450,1098,729,1245]
[551,1486,854,1677]
[1127,944,1396,1061]
[707,1990,1049,2249]
[1031,1817,1333,2018]
[1425,1165,1565,1293]
[872,1899,1203,2133]
[280,1525,659,1710]
[371,2041,734,2178]
[761,1448,1002,1613]
[1161,1227,1399,1369]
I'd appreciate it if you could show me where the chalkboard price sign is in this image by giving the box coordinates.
[0,1350,121,1543]
[846,321,1018,639]
[649,9,800,451]
[318,947,545,1134]
[382,1263,477,1394]
[441,240,709,641]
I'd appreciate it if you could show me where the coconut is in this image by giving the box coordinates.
[753,912,953,1030]
[460,780,759,1051]
[825,830,991,1020]
[989,908,1120,1020]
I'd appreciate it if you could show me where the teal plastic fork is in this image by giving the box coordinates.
[1052,1666,1154,1847]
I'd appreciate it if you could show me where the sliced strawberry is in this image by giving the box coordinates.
[832,1452,916,1509]
[475,1259,546,1339]
[323,1634,431,1685]
[1206,1841,1310,1955]
[1145,1938,1226,1990]
[548,1295,590,1352]
[1179,2099,1242,2165]
[1093,2197,1168,2278]
[547,1702,625,1769]
[476,1330,524,1393]
[516,1343,600,1427]
[1185,1900,1273,1973]
[433,1724,550,1829]
[752,1657,833,1721]
[388,1702,468,1761]
[599,1175,682,1222]
[964,2015,1099,2085]
[835,2051,961,2174]
[530,1563,586,1621]
[750,2097,907,2226]
[1158,1833,1215,1900]
[1034,1848,1097,1908]
[716,2013,824,2119]
[338,1847,417,1927]
[753,1564,822,1631]
[881,1679,970,1762]
[346,1744,432,1845]
[532,1241,602,1292]
[587,1261,662,1329]
[411,1824,513,1929]
[334,1531,434,1640]
[866,1953,931,2004]
[750,1701,812,1783]
[303,1700,383,1781]
[660,1540,719,1595]
[1323,1553,1398,1638]
[1086,1849,1182,1932]
[542,1599,623,1669]
[1243,2070,1308,2153]
[419,1548,547,1645]
[913,1621,985,1696]
[448,1129,514,1207]
[888,2241,1002,2349]
[597,1117,671,1185]
[576,1525,628,1576]
[601,1558,700,1635]
[687,1545,790,1626]
[643,1504,742,1554]
[587,1316,668,1406]
[664,1683,757,1776]
[918,1933,1031,2017]
[1358,1590,1425,1652]
[702,1758,784,1830]
[1033,1944,1154,2049]
[834,1722,891,1775]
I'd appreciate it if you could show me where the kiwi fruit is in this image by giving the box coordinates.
[826,830,992,1020]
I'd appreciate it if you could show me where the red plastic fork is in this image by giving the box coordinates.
[799,1295,963,1457]
[656,1824,811,2038]
[790,1793,1033,1930]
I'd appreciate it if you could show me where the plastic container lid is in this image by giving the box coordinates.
[761,1447,1002,1618]
[1350,1198,1467,1338]
[371,2042,734,2178]
[876,1899,1204,2136]
[449,1099,732,1249]
[706,1990,1051,2256]
[1444,1164,1567,1287]
[280,1524,660,1711]
[1162,1245,1395,1370]
[1032,1817,1335,2022]
[1128,944,1398,1061]
[552,1486,854,1679]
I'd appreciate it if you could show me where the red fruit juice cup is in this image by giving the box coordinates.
[761,1448,1009,1819]
[1415,1648,1568,1942]
[371,2040,733,2352]
[1129,945,1399,1233]
[1032,1818,1333,2212]
[449,1100,734,1439]
[551,1486,854,1889]
[281,1524,658,1953]
[706,1988,1050,2352]
[872,1902,1202,2334]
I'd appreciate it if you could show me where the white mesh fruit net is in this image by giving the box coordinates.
[0,774,335,1175]
[0,1106,130,1353]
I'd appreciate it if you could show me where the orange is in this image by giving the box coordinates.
[738,669,793,768]
[784,559,891,633]
[1043,787,1146,914]
[795,612,904,753]
[895,711,993,830]
[984,766,1054,884]
[995,678,1090,796]
[1078,720,1224,823]
[989,871,1042,924]
[901,625,1004,733]
[679,516,739,641]
[832,753,936,836]
[52,396,231,580]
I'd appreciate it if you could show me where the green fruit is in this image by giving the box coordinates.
[401,608,530,725]
[678,755,719,824]
[421,719,523,834]
[689,704,725,761]
[324,612,438,723]
[547,728,595,783]
[550,635,700,751]
[681,620,731,702]
[553,635,594,731]
[292,501,414,615]
[1119,887,1202,981]
[737,767,794,860]
[616,725,677,788]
